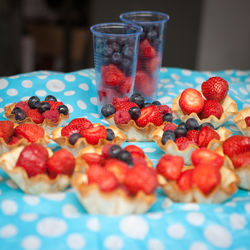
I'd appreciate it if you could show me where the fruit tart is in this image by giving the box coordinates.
[72,144,157,215]
[233,108,250,136]
[172,77,238,128]
[0,121,50,156]
[4,95,69,134]
[52,118,126,156]
[0,144,75,194]
[152,118,232,164]
[157,148,239,203]
[101,94,173,141]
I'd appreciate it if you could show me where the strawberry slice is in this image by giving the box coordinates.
[80,125,107,145]
[199,100,224,119]
[198,126,220,147]
[163,123,177,132]
[112,97,129,106]
[134,70,154,97]
[0,120,14,143]
[82,153,103,166]
[139,39,156,58]
[231,151,250,168]
[175,137,196,151]
[119,77,133,94]
[26,109,44,124]
[61,124,83,137]
[45,101,63,110]
[68,118,93,130]
[245,116,250,127]
[101,64,125,87]
[146,54,161,73]
[186,130,199,144]
[124,145,145,158]
[114,101,139,112]
[177,169,193,192]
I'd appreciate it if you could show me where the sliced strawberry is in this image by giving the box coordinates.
[157,105,173,115]
[163,123,177,132]
[119,77,132,94]
[112,96,129,106]
[199,100,224,119]
[186,130,199,144]
[245,116,250,127]
[82,153,103,166]
[231,151,250,168]
[131,156,148,167]
[26,109,44,124]
[134,70,154,97]
[146,54,161,73]
[8,135,22,145]
[80,125,107,145]
[98,88,119,104]
[175,137,196,151]
[0,120,14,143]
[101,64,125,87]
[61,124,83,137]
[177,169,193,192]
[15,101,31,113]
[68,118,93,130]
[124,145,145,158]
[114,101,139,112]
[156,155,184,180]
[46,101,63,110]
[198,126,220,147]
[139,39,156,58]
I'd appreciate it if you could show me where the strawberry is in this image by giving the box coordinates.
[114,101,139,112]
[198,126,220,147]
[81,125,107,145]
[163,123,177,132]
[191,148,224,168]
[47,149,75,178]
[14,124,45,143]
[42,109,59,123]
[15,101,30,113]
[112,97,129,106]
[101,64,125,87]
[16,144,49,177]
[0,120,14,143]
[157,105,173,115]
[26,109,44,124]
[134,70,154,97]
[199,100,224,119]
[8,135,22,145]
[82,153,103,166]
[131,156,148,167]
[114,110,131,125]
[87,165,118,192]
[146,55,160,73]
[123,145,145,158]
[45,101,63,110]
[177,169,193,192]
[231,151,250,168]
[98,88,119,103]
[61,124,83,137]
[102,144,115,159]
[136,105,163,127]
[223,135,250,158]
[68,118,93,130]
[192,165,221,195]
[119,77,132,94]
[179,88,204,115]
[175,137,195,151]
[139,39,156,58]
[187,130,199,144]
[245,116,250,127]
[156,155,184,180]
[201,76,229,103]
[124,164,158,195]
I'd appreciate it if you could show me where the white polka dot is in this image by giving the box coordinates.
[230,213,246,230]
[147,238,164,250]
[246,78,250,83]
[21,96,30,101]
[159,96,172,104]
[78,72,89,77]
[35,90,47,97]
[23,195,40,206]
[1,199,18,215]
[225,70,233,75]
[144,148,156,153]
[236,70,247,76]
[101,119,109,124]
[147,212,163,220]
[91,113,100,118]
[37,218,67,237]
[21,236,41,250]
[0,224,18,238]
[86,218,100,232]
[90,97,98,105]
[46,79,65,92]
[182,69,192,76]
[162,198,173,209]
[62,204,80,218]
[0,97,2,103]
[9,75,19,79]
[120,216,148,239]
[104,235,123,250]
[20,213,38,222]
[77,100,87,110]
[0,108,4,113]
[161,79,171,83]
[64,90,75,96]
[7,88,18,96]
[239,87,248,95]
[186,212,204,226]
[195,77,205,84]
[161,68,167,72]
[214,207,223,213]
[65,104,73,113]
[243,103,250,108]
[204,225,232,248]
[0,79,8,89]
[37,75,48,79]
[230,77,240,82]
[6,180,18,189]
[247,84,250,92]
[182,203,200,211]
[185,83,194,88]
[190,242,207,250]
[167,224,185,239]
[67,233,85,249]
[158,91,164,96]
[225,201,236,207]
[78,83,89,91]
[22,80,33,88]
[41,192,65,201]
[64,74,76,82]
[171,73,180,80]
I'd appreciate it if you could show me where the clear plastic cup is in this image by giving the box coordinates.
[90,23,142,110]
[120,11,169,100]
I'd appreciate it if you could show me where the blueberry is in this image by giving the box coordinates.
[178,122,187,130]
[129,106,141,120]
[162,113,173,122]
[108,144,122,158]
[112,42,120,52]
[28,96,41,109]
[161,130,175,145]
[117,150,133,165]
[122,45,134,59]
[120,58,131,75]
[38,102,51,113]
[57,105,69,115]
[174,127,187,138]
[103,44,113,57]
[11,107,22,114]
[185,118,199,131]
[152,100,161,106]
[69,133,82,145]
[130,93,145,108]
[101,104,116,117]
[199,122,214,130]
[45,95,57,102]
[112,52,122,64]
[14,109,27,121]
[147,30,158,41]
[106,128,115,141]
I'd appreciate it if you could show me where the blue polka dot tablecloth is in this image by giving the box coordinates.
[0,68,250,250]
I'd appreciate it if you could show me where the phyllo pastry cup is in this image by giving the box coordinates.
[233,108,250,136]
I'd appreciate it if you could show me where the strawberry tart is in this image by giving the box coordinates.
[233,108,250,136]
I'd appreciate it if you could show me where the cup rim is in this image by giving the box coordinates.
[120,11,170,24]
[90,22,143,37]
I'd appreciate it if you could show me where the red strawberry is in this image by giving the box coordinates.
[136,105,163,127]
[156,155,184,180]
[14,124,45,143]
[114,101,139,112]
[187,130,199,143]
[245,116,250,127]
[163,123,177,132]
[16,144,49,177]
[191,148,224,168]
[101,64,125,87]
[119,77,132,94]
[131,156,148,167]
[199,100,224,119]
[8,136,22,145]
[179,88,204,115]
[98,88,119,104]
[177,169,193,192]
[61,124,83,137]
[82,153,103,166]
[134,70,154,97]
[15,101,30,113]
[231,151,250,168]
[192,165,221,195]
[102,144,115,159]
[0,120,14,143]
[45,101,63,110]
[114,110,131,125]
[223,135,250,158]
[42,109,59,123]
[112,97,129,106]
[87,165,118,192]
[81,125,107,145]
[26,109,44,124]
[139,39,156,58]
[201,76,229,103]
[157,105,173,115]
[198,126,220,147]
[146,55,161,73]
[68,118,93,130]
[175,137,196,151]
[124,164,158,195]
[124,145,145,158]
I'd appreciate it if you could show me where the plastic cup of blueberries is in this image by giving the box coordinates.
[90,23,142,111]
[120,11,169,100]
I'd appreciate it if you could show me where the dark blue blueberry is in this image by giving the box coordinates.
[106,128,115,141]
[130,93,145,108]
[112,42,121,52]
[174,127,187,138]
[129,106,141,120]
[108,144,122,158]
[38,102,51,113]
[199,122,214,130]
[161,130,176,145]
[45,95,57,102]
[147,30,158,41]
[11,107,22,114]
[57,105,69,115]
[28,96,41,109]
[152,100,161,106]
[117,150,133,165]
[14,109,27,121]
[101,104,116,117]
[178,122,187,130]
[69,133,82,145]
[112,52,122,64]
[122,45,134,59]
[120,58,132,76]
[103,45,113,57]
[163,113,173,122]
[185,118,199,131]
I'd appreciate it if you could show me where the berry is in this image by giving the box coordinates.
[179,88,204,114]
[152,101,161,106]
[129,106,141,120]
[199,122,214,130]
[8,136,22,145]
[157,105,173,115]
[81,125,107,145]
[106,128,115,141]
[26,109,44,124]
[146,55,161,73]
[69,133,82,145]
[15,101,30,112]
[134,71,154,97]
[186,130,199,144]
[176,137,195,151]
[46,101,63,110]
[198,126,220,147]
[191,148,224,169]
[112,52,122,64]
[101,104,116,117]
[199,100,224,119]
[201,76,229,103]
[112,97,129,106]
[178,122,187,130]
[114,101,139,112]
[14,124,45,143]
[132,156,148,167]
[114,110,131,125]
[28,96,41,109]
[102,144,115,159]
[117,150,133,165]
[57,105,69,115]
[163,123,177,132]
[38,102,51,113]
[174,127,187,138]
[14,108,27,121]
[161,130,175,145]
[177,169,193,192]
[108,144,122,158]
[42,109,59,123]
[16,144,49,177]
[61,124,83,137]
[156,155,184,180]
[0,121,14,143]
[82,153,103,166]
[47,149,75,178]
[130,93,145,108]
[101,64,125,87]
[68,118,93,130]
[231,151,250,169]
[119,77,132,94]
[245,116,250,127]
[45,95,57,102]
[185,118,199,131]
[162,113,173,122]
[139,39,156,58]
[124,145,145,158]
